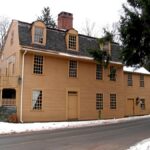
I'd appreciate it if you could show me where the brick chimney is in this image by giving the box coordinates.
[58,11,73,30]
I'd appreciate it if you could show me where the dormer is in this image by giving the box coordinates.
[99,41,111,56]
[65,29,79,51]
[31,21,46,45]
[103,42,111,55]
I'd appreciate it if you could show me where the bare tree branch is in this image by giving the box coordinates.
[0,16,10,50]
[82,19,96,37]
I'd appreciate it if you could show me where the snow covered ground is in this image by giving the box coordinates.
[128,138,150,150]
[0,115,150,149]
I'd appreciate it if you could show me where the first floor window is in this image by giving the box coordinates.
[96,93,103,110]
[32,90,42,110]
[110,94,116,109]
[140,99,145,110]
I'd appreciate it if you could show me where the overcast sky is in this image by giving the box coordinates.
[0,0,126,36]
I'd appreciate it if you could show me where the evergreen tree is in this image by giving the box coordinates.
[119,0,150,70]
[37,7,56,28]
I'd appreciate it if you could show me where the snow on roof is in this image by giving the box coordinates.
[123,66,150,75]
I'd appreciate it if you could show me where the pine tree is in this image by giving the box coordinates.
[37,7,56,28]
[119,0,150,70]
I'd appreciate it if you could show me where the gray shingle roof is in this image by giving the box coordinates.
[18,21,121,62]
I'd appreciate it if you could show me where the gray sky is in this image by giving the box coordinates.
[0,0,126,36]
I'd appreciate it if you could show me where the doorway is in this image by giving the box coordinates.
[126,98,134,116]
[68,91,78,120]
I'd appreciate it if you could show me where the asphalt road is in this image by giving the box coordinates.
[0,118,150,150]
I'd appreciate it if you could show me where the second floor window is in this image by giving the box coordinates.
[69,35,77,50]
[33,55,43,74]
[110,66,116,81]
[69,60,77,77]
[128,73,133,86]
[34,27,44,44]
[96,64,103,80]
[140,74,144,87]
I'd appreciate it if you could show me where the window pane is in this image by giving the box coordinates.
[69,35,76,50]
[96,64,103,80]
[110,94,116,109]
[140,99,145,110]
[33,55,43,74]
[96,93,103,110]
[140,74,144,87]
[128,73,133,86]
[110,66,116,81]
[69,60,77,77]
[32,90,42,110]
[34,27,44,43]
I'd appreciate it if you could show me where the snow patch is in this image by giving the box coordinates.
[0,115,150,135]
[1,115,150,149]
[128,138,150,150]
[123,66,150,75]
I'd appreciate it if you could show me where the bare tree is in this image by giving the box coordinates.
[82,19,96,37]
[101,23,120,44]
[0,16,10,50]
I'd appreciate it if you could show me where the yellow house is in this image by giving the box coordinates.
[123,66,150,116]
[0,11,150,122]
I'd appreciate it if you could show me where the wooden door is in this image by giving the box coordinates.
[126,99,134,116]
[68,91,78,120]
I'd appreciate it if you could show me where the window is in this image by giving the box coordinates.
[140,99,145,110]
[110,66,116,81]
[6,68,8,76]
[96,93,103,110]
[110,94,116,109]
[96,64,103,80]
[2,88,16,106]
[32,21,46,45]
[140,74,144,87]
[8,62,15,76]
[10,31,14,45]
[69,35,77,50]
[33,55,43,74]
[128,73,133,86]
[69,60,77,77]
[2,88,16,99]
[32,90,42,110]
[34,27,44,44]
[66,29,79,51]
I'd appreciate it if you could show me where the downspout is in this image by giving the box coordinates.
[20,50,27,123]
